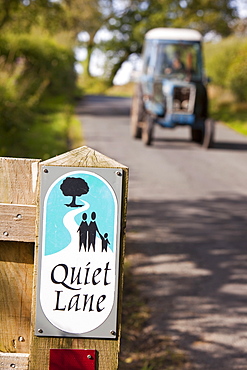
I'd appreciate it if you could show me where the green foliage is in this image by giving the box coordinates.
[97,0,237,85]
[78,72,110,94]
[0,93,82,159]
[0,0,240,89]
[204,37,242,87]
[208,85,247,137]
[21,103,82,160]
[0,0,62,33]
[104,82,134,97]
[0,32,80,159]
[60,0,103,37]
[227,49,247,101]
[0,1,89,160]
[172,0,237,36]
[0,33,76,100]
[205,36,247,101]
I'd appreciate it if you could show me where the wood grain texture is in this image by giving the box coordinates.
[0,157,39,204]
[0,241,34,353]
[29,146,128,370]
[0,204,36,242]
[40,146,128,170]
[0,158,40,355]
[0,353,29,369]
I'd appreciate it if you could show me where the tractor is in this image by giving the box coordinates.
[131,27,214,147]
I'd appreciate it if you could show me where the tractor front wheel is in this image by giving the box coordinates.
[142,114,154,146]
[191,128,203,143]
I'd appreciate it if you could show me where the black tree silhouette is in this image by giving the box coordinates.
[60,177,89,207]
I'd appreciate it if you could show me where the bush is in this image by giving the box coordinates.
[226,49,247,101]
[0,33,77,103]
[204,37,244,88]
[204,36,247,101]
[0,32,80,158]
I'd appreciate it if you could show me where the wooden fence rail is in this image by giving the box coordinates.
[0,147,128,370]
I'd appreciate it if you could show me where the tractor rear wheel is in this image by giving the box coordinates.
[130,86,143,139]
[202,118,215,149]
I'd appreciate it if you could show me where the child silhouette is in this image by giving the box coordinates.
[101,233,110,252]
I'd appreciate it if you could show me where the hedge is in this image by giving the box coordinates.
[204,36,247,101]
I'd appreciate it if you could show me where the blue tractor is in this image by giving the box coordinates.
[131,28,214,147]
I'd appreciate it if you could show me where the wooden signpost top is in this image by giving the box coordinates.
[30,146,129,370]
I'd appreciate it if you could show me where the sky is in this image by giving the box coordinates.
[236,0,247,17]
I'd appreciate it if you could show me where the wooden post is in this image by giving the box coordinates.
[29,146,128,369]
[0,157,40,368]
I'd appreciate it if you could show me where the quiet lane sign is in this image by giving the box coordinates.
[35,166,123,339]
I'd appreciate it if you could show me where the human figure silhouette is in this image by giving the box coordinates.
[101,233,110,252]
[77,213,88,252]
[88,212,101,252]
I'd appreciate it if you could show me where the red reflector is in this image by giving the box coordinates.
[49,349,96,370]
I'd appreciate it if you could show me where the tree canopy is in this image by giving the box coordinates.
[97,0,238,85]
[0,0,240,86]
[60,177,89,207]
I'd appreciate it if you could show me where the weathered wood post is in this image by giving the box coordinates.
[29,146,128,369]
[0,146,128,370]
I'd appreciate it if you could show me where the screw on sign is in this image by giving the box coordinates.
[49,349,96,370]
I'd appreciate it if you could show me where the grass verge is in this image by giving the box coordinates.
[31,98,83,159]
[104,83,135,98]
[119,260,191,370]
[207,85,247,136]
[0,96,83,159]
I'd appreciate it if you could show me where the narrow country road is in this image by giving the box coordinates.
[77,95,247,369]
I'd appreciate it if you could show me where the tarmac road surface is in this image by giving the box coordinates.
[77,95,247,369]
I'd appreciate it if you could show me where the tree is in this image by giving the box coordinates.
[170,0,238,36]
[0,0,239,89]
[93,0,238,85]
[60,177,89,207]
[63,0,113,77]
[0,0,62,33]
